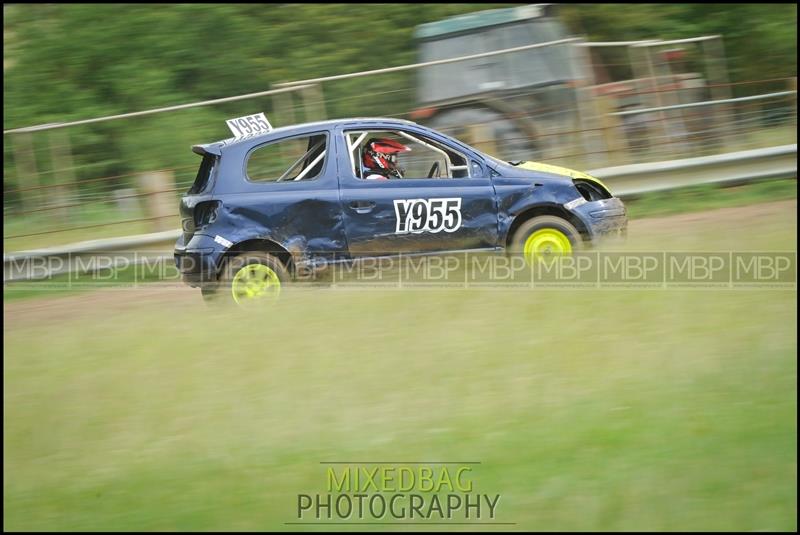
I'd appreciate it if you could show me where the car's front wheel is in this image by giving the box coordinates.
[509,215,582,262]
[206,252,289,306]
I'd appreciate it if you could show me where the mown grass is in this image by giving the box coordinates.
[3,287,796,531]
[3,198,797,531]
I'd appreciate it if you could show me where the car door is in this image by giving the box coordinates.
[336,124,499,257]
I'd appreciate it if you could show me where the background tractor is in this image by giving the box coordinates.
[410,4,585,161]
[409,4,727,165]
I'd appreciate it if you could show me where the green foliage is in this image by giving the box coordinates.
[560,3,797,89]
[3,3,797,192]
[3,4,514,193]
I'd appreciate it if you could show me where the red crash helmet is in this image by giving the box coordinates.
[363,138,410,178]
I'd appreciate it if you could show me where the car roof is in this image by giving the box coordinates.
[192,117,420,156]
[414,4,554,40]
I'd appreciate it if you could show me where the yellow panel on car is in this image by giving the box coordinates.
[515,161,610,191]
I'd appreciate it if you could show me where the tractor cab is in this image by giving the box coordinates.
[412,4,582,161]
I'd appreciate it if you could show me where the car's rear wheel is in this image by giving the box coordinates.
[207,252,289,306]
[510,215,582,263]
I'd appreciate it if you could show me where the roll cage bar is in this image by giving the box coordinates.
[345,128,470,179]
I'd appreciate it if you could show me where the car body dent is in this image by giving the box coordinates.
[180,191,348,276]
[485,157,626,243]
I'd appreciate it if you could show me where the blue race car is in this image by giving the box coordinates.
[174,115,626,304]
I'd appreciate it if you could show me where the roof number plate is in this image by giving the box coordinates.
[226,113,272,139]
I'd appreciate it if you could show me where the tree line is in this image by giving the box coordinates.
[3,3,796,192]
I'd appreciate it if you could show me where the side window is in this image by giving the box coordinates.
[345,129,470,180]
[398,134,449,179]
[247,133,327,183]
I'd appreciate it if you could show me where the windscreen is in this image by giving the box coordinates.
[417,19,573,103]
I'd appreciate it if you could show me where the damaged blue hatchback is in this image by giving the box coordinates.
[174,116,627,304]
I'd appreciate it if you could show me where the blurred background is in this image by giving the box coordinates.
[3,4,797,532]
[2,3,797,250]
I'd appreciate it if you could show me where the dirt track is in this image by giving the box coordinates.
[5,199,796,329]
[630,198,797,239]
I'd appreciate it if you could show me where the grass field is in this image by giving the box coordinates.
[4,290,796,530]
[3,198,797,530]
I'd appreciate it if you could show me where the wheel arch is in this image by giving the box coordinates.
[221,238,294,275]
[505,204,590,248]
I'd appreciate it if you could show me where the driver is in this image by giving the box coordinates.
[362,138,411,180]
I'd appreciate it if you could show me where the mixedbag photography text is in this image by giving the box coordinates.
[296,464,502,522]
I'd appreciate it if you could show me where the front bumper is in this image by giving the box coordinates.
[174,233,225,287]
[571,197,628,244]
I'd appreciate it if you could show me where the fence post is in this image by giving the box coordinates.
[113,189,140,218]
[703,36,732,101]
[48,129,76,225]
[11,132,39,212]
[139,170,175,232]
[301,83,327,123]
[702,37,731,153]
[593,95,624,166]
[573,40,601,168]
[272,85,297,128]
[640,45,672,154]
[468,123,497,158]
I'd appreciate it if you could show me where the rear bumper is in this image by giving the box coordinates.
[174,233,225,287]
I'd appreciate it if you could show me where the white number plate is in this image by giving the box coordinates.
[394,198,462,234]
[225,113,272,139]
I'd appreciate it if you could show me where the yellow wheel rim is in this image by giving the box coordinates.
[231,263,281,304]
[524,228,572,262]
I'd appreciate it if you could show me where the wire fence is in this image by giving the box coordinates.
[3,36,797,251]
